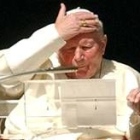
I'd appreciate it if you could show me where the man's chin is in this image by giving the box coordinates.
[73,71,89,79]
[66,72,88,79]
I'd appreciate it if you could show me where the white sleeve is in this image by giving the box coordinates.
[5,24,66,74]
[129,113,140,140]
[0,24,66,98]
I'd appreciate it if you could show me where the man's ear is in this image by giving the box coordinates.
[101,34,107,55]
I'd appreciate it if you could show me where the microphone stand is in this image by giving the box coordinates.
[0,66,78,82]
[0,66,78,139]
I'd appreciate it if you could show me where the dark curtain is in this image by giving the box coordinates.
[0,0,140,71]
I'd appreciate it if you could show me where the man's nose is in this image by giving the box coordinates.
[74,48,84,62]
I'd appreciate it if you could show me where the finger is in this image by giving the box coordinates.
[127,88,140,102]
[135,102,140,114]
[56,3,66,21]
[138,103,140,115]
[74,12,96,20]
[82,14,98,20]
[79,27,98,33]
[133,102,140,114]
[127,88,140,112]
[81,19,100,28]
[134,91,140,103]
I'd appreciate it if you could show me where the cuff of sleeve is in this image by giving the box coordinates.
[129,112,140,127]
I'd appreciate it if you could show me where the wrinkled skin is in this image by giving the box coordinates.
[58,32,107,79]
[127,88,140,114]
[55,3,100,41]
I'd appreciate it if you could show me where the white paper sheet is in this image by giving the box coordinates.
[59,79,116,127]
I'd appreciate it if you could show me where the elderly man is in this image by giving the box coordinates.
[0,3,140,140]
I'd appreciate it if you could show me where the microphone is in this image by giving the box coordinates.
[0,66,78,82]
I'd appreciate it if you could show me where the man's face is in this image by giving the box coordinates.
[58,32,107,79]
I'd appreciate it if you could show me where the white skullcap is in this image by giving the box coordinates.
[67,7,91,15]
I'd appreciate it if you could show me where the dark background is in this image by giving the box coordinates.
[0,0,140,71]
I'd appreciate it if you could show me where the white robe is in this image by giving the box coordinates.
[0,24,140,140]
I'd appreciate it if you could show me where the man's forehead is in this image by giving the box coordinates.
[63,35,95,47]
[69,32,95,40]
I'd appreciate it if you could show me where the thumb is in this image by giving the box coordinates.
[56,3,66,21]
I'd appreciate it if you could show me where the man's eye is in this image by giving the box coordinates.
[82,46,92,50]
